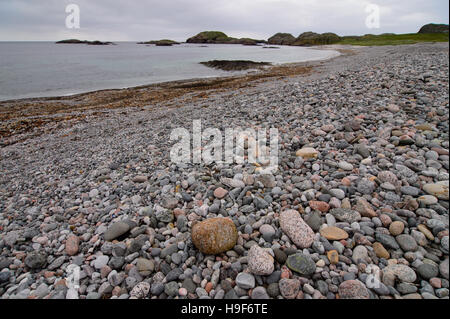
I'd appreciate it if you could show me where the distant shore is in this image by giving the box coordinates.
[0,45,353,144]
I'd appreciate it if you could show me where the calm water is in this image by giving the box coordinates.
[0,42,340,101]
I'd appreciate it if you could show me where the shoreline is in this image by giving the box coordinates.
[0,41,448,300]
[0,45,352,145]
[0,44,343,104]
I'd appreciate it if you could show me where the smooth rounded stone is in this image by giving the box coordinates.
[273,249,287,264]
[279,278,301,299]
[357,179,376,195]
[296,147,318,159]
[417,224,435,241]
[24,251,47,269]
[396,283,418,295]
[286,253,316,276]
[267,283,280,298]
[165,268,183,282]
[418,195,439,205]
[309,200,330,212]
[373,242,390,259]
[259,224,276,242]
[355,144,371,158]
[352,245,369,264]
[338,161,354,171]
[165,281,179,297]
[338,280,370,299]
[330,208,361,223]
[104,222,130,241]
[382,264,417,286]
[151,283,165,296]
[375,233,400,250]
[329,189,346,200]
[401,186,420,196]
[279,210,314,248]
[191,218,238,255]
[136,258,154,276]
[354,198,376,218]
[423,182,449,200]
[251,287,270,299]
[381,182,396,191]
[439,259,449,280]
[94,255,109,270]
[326,214,336,226]
[214,187,228,199]
[389,221,405,236]
[182,278,197,294]
[130,282,150,299]
[0,272,11,284]
[132,175,148,183]
[266,271,281,285]
[305,211,322,231]
[236,273,255,289]
[248,245,274,276]
[320,226,349,241]
[65,234,79,256]
[417,263,439,280]
[396,234,418,252]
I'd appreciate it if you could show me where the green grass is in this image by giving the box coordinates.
[337,33,449,46]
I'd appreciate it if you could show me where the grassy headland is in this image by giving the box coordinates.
[337,33,449,46]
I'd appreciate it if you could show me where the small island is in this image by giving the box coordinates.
[137,39,180,46]
[186,31,266,45]
[56,39,115,45]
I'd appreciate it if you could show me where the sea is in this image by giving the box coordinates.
[0,42,340,101]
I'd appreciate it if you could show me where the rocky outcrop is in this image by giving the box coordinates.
[137,39,180,46]
[418,24,449,34]
[267,33,296,45]
[186,31,266,45]
[56,39,114,45]
[200,60,271,71]
[293,32,341,46]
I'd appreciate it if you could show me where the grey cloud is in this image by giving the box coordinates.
[0,0,448,41]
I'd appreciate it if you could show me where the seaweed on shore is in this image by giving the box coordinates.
[200,60,271,71]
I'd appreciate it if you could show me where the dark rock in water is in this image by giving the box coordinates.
[56,39,115,45]
[286,253,316,276]
[137,39,180,46]
[187,31,266,45]
[200,60,271,71]
[268,33,296,45]
[418,24,449,34]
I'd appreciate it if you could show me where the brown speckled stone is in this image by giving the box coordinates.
[191,218,238,255]
[280,210,314,248]
[320,226,349,241]
[338,280,370,299]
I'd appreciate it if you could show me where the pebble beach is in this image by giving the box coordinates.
[0,42,449,300]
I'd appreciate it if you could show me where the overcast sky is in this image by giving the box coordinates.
[0,0,448,41]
